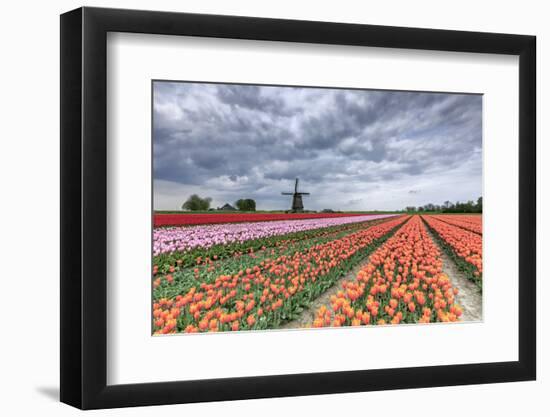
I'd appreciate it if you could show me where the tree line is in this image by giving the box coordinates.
[181,194,257,211]
[405,197,482,213]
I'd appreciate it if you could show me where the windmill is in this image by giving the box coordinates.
[282,178,310,212]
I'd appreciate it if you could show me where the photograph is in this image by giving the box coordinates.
[151,81,483,335]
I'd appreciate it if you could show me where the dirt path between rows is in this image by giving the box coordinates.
[280,257,372,329]
[425,228,483,322]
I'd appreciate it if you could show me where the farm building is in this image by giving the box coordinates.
[219,203,237,211]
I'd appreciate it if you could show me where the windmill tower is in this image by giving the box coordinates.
[282,178,310,212]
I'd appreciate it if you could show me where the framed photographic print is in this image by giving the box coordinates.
[60,6,536,410]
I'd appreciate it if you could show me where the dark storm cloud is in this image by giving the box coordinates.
[153,81,482,210]
[216,85,297,117]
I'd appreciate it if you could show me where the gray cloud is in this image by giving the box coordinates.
[153,81,482,211]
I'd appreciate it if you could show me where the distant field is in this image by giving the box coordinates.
[153,210,479,226]
[153,212,395,227]
[154,210,399,215]
[155,210,286,214]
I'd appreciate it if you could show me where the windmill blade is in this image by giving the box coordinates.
[281,192,294,195]
[300,192,310,195]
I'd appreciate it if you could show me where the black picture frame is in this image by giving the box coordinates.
[60,6,536,410]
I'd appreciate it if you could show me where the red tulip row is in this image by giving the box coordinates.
[311,215,463,327]
[152,215,408,334]
[154,212,369,227]
[422,215,482,283]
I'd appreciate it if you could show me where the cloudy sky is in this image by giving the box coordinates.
[153,81,482,211]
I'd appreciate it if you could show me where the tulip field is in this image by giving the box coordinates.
[311,215,462,327]
[152,213,482,334]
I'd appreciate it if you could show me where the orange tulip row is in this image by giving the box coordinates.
[152,215,409,334]
[429,214,482,235]
[422,215,482,278]
[311,215,463,327]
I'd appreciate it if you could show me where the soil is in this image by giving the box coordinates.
[425,228,483,322]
